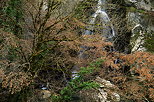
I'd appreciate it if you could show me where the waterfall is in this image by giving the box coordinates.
[84,0,115,39]
[72,0,115,79]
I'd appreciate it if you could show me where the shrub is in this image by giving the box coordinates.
[51,59,103,102]
[2,0,23,37]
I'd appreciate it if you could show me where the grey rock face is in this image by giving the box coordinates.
[125,0,154,11]
[123,0,154,52]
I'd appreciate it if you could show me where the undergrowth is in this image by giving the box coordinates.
[52,59,104,102]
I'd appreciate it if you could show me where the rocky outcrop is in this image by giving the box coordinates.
[79,77,120,102]
[95,77,120,102]
[109,0,154,52]
[124,0,154,52]
[125,0,154,11]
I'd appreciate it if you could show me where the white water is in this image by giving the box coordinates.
[72,0,116,79]
[84,0,115,39]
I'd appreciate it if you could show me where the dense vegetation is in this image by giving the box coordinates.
[0,0,154,102]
